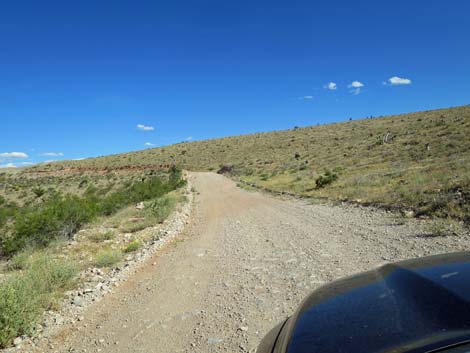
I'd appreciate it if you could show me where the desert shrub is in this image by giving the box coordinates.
[0,201,18,228]
[98,191,129,215]
[260,173,269,181]
[32,187,46,198]
[7,248,36,271]
[145,196,175,223]
[0,254,77,347]
[0,275,41,347]
[27,254,78,294]
[315,170,338,189]
[3,194,98,254]
[78,179,88,188]
[124,240,141,253]
[169,166,184,187]
[2,171,185,255]
[99,174,181,215]
[217,165,234,175]
[425,219,460,237]
[94,249,122,268]
[89,230,114,242]
[83,184,99,197]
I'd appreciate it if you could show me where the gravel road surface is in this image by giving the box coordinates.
[28,172,470,353]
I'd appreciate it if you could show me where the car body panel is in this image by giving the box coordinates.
[258,252,470,353]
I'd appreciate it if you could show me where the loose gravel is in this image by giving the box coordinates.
[13,172,470,353]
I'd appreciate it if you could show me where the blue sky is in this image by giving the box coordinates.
[1,0,469,167]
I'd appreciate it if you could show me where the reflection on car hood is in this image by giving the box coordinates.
[287,252,470,353]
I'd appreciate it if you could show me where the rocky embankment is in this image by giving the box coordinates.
[3,181,193,352]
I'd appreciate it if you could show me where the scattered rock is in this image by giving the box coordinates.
[73,296,84,307]
[13,337,22,346]
[207,337,224,344]
[6,179,194,352]
[403,210,415,218]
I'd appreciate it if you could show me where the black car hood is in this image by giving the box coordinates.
[285,252,470,353]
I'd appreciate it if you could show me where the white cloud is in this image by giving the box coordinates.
[40,152,64,157]
[0,152,28,158]
[0,163,17,168]
[20,162,34,166]
[349,81,364,88]
[144,142,155,146]
[387,76,412,85]
[137,124,155,131]
[325,82,337,90]
[348,81,365,95]
[185,136,193,141]
[300,95,313,100]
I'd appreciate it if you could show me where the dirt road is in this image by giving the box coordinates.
[31,172,470,353]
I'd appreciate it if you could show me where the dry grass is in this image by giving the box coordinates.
[16,105,470,221]
[94,249,122,268]
[0,251,77,347]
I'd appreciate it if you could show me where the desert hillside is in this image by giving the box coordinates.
[28,105,470,221]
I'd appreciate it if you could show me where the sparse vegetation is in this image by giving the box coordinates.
[315,169,338,189]
[32,187,46,198]
[425,218,461,237]
[5,194,98,254]
[1,171,185,256]
[89,230,114,242]
[6,248,36,271]
[94,249,122,268]
[0,105,468,348]
[0,252,77,347]
[23,105,469,222]
[145,195,176,224]
[0,166,187,347]
[124,240,141,253]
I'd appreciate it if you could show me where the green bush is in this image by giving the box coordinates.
[315,170,338,189]
[145,196,175,223]
[32,187,46,198]
[124,240,141,253]
[2,170,185,255]
[169,165,183,187]
[0,201,18,228]
[94,249,122,268]
[3,194,98,254]
[0,275,41,347]
[27,254,78,294]
[0,254,77,348]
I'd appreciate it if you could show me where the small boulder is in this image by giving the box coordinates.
[73,296,84,307]
[403,210,415,218]
[13,337,22,346]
